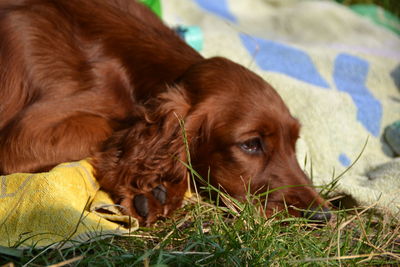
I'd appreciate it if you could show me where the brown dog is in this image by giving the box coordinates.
[0,0,330,225]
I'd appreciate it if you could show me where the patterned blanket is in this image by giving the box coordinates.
[162,0,400,212]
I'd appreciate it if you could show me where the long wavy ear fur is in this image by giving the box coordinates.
[91,85,192,203]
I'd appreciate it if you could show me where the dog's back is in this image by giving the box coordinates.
[0,0,201,173]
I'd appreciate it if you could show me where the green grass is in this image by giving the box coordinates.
[336,0,400,16]
[1,186,399,266]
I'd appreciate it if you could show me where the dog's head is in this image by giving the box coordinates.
[180,57,330,219]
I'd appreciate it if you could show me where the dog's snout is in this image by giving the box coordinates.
[302,207,332,222]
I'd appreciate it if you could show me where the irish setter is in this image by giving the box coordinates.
[0,0,330,225]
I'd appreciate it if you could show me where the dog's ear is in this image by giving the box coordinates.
[91,85,193,200]
[149,85,192,134]
[183,99,216,154]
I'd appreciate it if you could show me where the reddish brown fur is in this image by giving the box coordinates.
[0,0,328,225]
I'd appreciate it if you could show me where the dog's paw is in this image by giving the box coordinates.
[151,184,167,204]
[133,185,166,219]
[133,194,150,218]
[125,182,187,226]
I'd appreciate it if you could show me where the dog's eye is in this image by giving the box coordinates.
[239,138,263,154]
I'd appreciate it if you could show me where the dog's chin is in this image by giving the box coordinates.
[263,201,332,223]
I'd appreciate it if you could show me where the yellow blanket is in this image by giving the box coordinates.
[0,160,138,248]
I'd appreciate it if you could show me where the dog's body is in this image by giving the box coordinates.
[0,0,329,225]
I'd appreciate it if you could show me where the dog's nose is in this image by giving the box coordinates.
[302,207,331,222]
